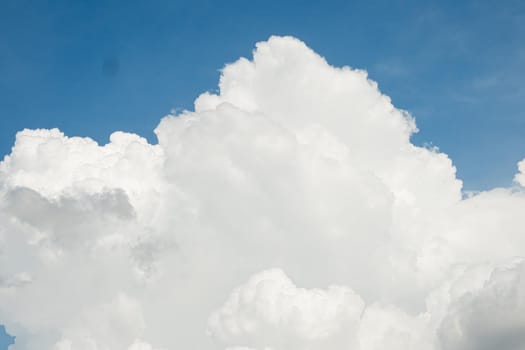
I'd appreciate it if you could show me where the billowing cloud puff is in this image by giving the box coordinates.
[209,269,435,350]
[1,36,525,349]
[208,269,364,349]
[515,159,525,187]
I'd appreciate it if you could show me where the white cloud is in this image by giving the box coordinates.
[208,269,436,350]
[208,269,364,349]
[438,260,525,350]
[52,294,147,350]
[515,158,525,186]
[1,35,525,349]
[358,304,434,350]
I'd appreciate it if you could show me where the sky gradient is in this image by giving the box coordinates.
[1,0,524,191]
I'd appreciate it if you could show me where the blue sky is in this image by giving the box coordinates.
[0,325,14,349]
[1,0,524,195]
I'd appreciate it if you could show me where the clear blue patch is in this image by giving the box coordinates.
[0,325,14,350]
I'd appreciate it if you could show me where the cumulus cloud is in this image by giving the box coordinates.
[515,159,525,186]
[438,260,525,350]
[208,269,364,350]
[1,36,525,349]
